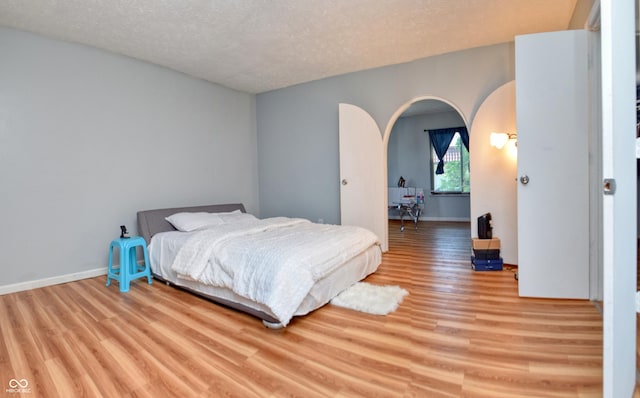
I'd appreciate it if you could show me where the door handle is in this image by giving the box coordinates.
[341,179,348,186]
[603,178,616,195]
[520,175,530,185]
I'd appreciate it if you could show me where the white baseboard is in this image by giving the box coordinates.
[420,216,470,222]
[388,216,470,222]
[0,267,108,295]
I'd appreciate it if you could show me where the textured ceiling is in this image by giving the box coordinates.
[0,0,578,94]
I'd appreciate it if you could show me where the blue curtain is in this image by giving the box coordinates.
[458,128,469,151]
[428,126,468,174]
[636,85,639,124]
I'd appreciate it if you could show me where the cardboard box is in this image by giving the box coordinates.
[472,237,501,250]
[471,256,503,271]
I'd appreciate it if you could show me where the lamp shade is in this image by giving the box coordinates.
[490,132,509,149]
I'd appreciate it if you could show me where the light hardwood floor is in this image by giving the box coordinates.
[0,221,602,397]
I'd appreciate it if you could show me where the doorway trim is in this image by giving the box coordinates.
[381,96,470,250]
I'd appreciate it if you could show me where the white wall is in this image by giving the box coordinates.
[469,81,518,264]
[0,27,259,289]
[388,110,470,221]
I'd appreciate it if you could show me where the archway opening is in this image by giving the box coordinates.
[383,97,470,250]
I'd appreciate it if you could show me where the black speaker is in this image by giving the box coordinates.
[477,213,492,239]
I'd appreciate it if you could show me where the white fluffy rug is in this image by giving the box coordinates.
[330,282,409,315]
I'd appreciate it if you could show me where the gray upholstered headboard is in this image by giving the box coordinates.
[137,203,246,244]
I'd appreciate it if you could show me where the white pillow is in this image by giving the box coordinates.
[165,209,254,232]
[165,212,225,232]
[219,211,256,223]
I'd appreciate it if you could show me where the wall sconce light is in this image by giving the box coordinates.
[490,132,517,149]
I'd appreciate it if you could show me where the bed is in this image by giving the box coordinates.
[137,203,382,328]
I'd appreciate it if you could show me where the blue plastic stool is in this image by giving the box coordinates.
[106,236,152,292]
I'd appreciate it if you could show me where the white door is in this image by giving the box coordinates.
[515,30,590,298]
[600,0,637,396]
[338,103,386,251]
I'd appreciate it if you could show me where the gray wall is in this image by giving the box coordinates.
[388,111,469,221]
[256,43,515,224]
[0,27,259,287]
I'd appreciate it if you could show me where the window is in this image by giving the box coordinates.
[430,133,470,193]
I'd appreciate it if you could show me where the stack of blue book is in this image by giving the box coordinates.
[470,256,503,271]
[471,237,503,271]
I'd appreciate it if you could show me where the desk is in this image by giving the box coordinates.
[388,202,421,231]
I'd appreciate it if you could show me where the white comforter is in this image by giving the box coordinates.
[170,217,380,326]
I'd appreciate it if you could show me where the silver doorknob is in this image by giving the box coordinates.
[341,179,348,186]
[520,175,530,185]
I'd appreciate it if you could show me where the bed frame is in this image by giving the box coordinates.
[137,203,282,325]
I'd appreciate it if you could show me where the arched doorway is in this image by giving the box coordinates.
[383,97,470,249]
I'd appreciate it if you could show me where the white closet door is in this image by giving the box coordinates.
[515,30,590,298]
[338,103,386,251]
[600,0,637,395]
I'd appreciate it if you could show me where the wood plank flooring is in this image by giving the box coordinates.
[0,221,602,397]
